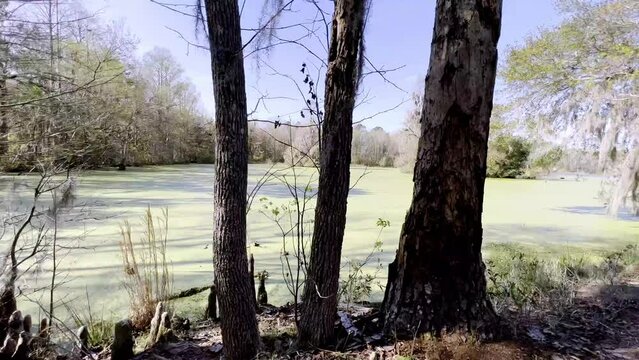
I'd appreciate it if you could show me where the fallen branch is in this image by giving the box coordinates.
[166,286,209,301]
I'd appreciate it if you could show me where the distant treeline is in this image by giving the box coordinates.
[0,2,214,172]
[246,122,418,169]
[0,0,422,175]
[0,1,598,176]
[0,0,419,172]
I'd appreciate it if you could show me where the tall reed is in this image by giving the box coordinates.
[119,207,173,329]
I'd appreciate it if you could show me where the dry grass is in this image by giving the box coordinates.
[395,334,539,360]
[119,207,173,329]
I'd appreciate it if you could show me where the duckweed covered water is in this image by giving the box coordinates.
[1,164,637,317]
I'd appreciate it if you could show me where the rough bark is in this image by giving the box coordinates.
[0,286,16,342]
[298,0,367,347]
[0,72,8,156]
[381,0,502,338]
[205,285,217,320]
[204,1,261,358]
[0,7,8,157]
[0,204,34,341]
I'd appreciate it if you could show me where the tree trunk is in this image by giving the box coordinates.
[118,140,128,171]
[0,3,7,158]
[0,72,8,156]
[0,283,17,342]
[0,205,37,341]
[298,0,367,347]
[382,0,502,338]
[608,146,639,217]
[598,121,619,171]
[204,1,260,359]
[0,238,18,340]
[631,172,639,216]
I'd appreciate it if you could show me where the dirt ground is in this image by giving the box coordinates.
[96,271,639,360]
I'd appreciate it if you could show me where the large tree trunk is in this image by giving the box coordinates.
[204,1,260,359]
[1,4,9,158]
[118,140,128,171]
[0,206,33,341]
[382,0,502,338]
[0,1,10,159]
[0,281,17,342]
[298,0,367,347]
[0,72,8,156]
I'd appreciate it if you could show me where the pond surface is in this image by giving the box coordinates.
[1,164,637,318]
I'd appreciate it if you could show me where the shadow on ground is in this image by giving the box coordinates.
[119,269,639,360]
[555,206,639,222]
[518,268,639,359]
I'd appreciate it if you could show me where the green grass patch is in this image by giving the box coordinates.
[484,242,639,312]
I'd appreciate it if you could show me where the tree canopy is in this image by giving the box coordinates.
[0,1,214,172]
[502,0,639,215]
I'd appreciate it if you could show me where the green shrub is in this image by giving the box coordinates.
[486,135,531,178]
[486,250,578,311]
[485,243,639,313]
[530,146,563,175]
[599,244,639,285]
[338,218,389,309]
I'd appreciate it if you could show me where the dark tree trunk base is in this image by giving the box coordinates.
[382,256,499,339]
[0,287,17,343]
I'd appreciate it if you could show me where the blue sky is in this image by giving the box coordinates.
[84,0,564,132]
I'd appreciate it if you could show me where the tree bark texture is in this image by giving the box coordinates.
[204,1,260,358]
[0,285,16,342]
[206,285,217,320]
[382,0,502,338]
[1,14,9,157]
[298,0,367,347]
[0,73,8,156]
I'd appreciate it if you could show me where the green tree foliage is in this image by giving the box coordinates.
[530,146,563,175]
[486,106,532,178]
[0,2,214,172]
[487,135,531,178]
[504,0,638,93]
[502,0,638,214]
[247,122,287,163]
